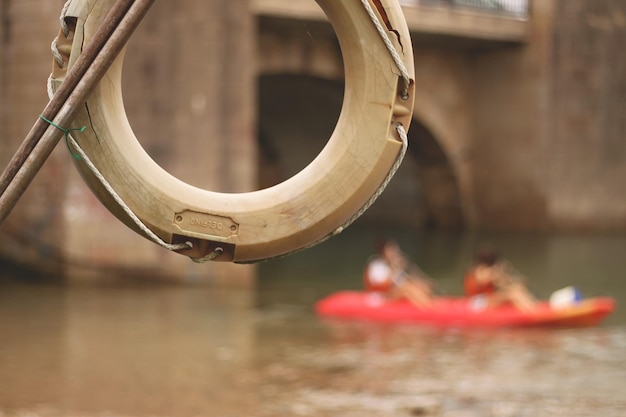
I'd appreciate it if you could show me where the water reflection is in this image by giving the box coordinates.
[1,228,625,416]
[0,285,258,416]
[253,317,626,416]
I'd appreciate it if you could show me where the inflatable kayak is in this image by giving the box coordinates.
[315,291,616,327]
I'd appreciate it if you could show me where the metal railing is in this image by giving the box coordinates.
[400,0,529,19]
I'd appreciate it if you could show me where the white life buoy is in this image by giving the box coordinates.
[49,0,415,263]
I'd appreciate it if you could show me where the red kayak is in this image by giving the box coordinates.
[315,291,616,327]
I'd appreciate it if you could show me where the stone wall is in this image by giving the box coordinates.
[0,0,68,275]
[547,0,626,230]
[465,0,555,231]
[465,0,626,231]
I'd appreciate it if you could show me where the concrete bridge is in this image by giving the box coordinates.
[252,0,530,231]
[1,0,625,282]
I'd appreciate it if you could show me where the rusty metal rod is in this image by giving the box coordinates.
[0,0,133,196]
[0,0,156,225]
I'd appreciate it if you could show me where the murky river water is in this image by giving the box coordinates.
[1,228,625,417]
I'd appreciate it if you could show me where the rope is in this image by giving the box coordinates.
[337,122,408,231]
[190,247,225,264]
[248,1,414,262]
[51,38,66,69]
[41,104,220,260]
[66,128,227,261]
[47,2,221,263]
[49,2,72,99]
[242,123,408,264]
[64,131,196,253]
[60,0,72,36]
[360,0,412,99]
[65,128,228,262]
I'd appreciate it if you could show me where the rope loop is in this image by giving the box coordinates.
[191,247,225,263]
[360,0,412,99]
[64,130,194,254]
[60,0,73,36]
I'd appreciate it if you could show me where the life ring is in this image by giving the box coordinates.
[49,0,415,263]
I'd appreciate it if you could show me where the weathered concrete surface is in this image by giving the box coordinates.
[467,0,626,231]
[546,0,626,230]
[0,0,68,276]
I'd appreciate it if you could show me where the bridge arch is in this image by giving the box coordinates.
[256,73,464,229]
[410,49,477,227]
[256,17,471,229]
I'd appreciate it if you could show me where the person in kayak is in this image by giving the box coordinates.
[464,249,537,313]
[363,239,434,307]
